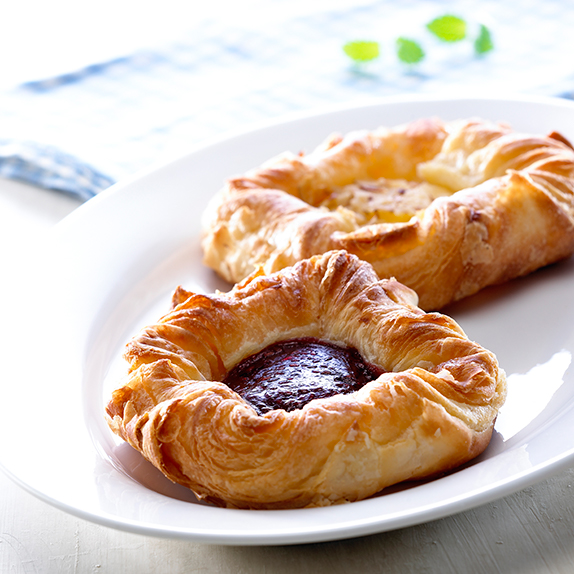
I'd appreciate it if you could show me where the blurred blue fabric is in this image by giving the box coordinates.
[1,0,574,199]
[0,139,115,200]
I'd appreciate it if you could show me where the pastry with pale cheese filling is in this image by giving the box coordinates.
[202,117,574,310]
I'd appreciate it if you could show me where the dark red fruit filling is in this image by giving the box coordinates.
[223,337,384,414]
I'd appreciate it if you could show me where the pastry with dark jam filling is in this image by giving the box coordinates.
[106,251,506,509]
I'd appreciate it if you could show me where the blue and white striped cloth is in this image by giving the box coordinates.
[1,0,574,200]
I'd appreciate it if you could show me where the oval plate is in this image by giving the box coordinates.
[2,94,574,545]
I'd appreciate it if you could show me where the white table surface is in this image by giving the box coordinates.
[1,175,574,572]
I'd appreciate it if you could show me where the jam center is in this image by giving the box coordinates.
[223,337,383,414]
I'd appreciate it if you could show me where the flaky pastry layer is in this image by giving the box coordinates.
[201,117,574,310]
[106,251,506,509]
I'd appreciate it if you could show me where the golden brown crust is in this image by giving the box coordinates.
[106,251,506,509]
[201,117,574,310]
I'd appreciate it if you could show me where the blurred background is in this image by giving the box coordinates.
[1,0,574,200]
[2,2,574,572]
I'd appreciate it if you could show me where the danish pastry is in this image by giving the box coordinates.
[201,117,574,310]
[105,251,506,509]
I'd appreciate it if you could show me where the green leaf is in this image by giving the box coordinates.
[474,24,494,54]
[427,14,467,42]
[396,37,425,64]
[343,40,380,63]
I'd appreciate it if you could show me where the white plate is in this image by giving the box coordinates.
[2,94,574,546]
